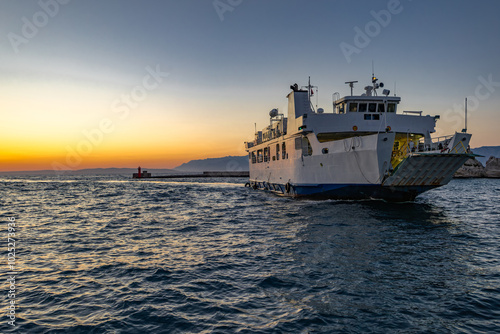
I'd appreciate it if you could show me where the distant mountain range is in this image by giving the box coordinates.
[472,146,500,166]
[174,156,249,172]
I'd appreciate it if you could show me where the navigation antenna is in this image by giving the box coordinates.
[304,76,318,111]
[345,81,358,96]
[371,75,384,96]
[371,61,385,96]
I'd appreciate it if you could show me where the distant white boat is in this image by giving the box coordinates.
[244,76,473,201]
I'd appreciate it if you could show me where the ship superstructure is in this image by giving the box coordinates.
[244,77,473,201]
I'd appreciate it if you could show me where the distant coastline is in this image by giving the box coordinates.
[0,156,249,176]
[0,168,176,177]
[0,148,498,177]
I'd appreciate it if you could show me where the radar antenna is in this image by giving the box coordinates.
[345,81,358,96]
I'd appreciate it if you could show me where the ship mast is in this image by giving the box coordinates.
[306,76,318,111]
[462,97,468,133]
[307,76,312,101]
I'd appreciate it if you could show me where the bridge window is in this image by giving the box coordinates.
[378,104,385,112]
[264,147,270,162]
[364,114,380,120]
[276,143,280,161]
[251,152,256,164]
[282,142,287,159]
[368,103,377,112]
[349,103,358,112]
[359,103,367,112]
[257,149,263,163]
[387,103,396,113]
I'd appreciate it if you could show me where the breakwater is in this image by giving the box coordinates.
[133,171,249,179]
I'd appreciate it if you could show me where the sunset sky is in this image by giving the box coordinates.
[1,0,500,171]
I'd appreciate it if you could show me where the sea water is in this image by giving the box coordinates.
[1,176,499,333]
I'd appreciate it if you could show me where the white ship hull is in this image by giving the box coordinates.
[248,133,471,201]
[251,133,393,185]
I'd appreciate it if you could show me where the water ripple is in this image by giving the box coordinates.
[1,177,499,333]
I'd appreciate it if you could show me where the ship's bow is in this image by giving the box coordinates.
[381,153,473,200]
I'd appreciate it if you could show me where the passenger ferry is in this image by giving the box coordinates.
[244,76,473,201]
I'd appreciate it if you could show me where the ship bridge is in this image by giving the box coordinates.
[334,95,401,114]
[284,78,442,168]
[290,91,437,142]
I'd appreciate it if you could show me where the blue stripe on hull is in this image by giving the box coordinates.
[250,181,438,202]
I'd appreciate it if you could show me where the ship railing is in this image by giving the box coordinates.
[417,134,452,152]
[429,134,454,144]
[416,134,469,153]
[245,141,255,150]
[259,128,285,144]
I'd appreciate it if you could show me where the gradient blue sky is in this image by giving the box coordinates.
[1,0,499,170]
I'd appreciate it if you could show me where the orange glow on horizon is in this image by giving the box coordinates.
[0,136,247,172]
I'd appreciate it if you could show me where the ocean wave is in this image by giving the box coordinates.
[2,177,500,333]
